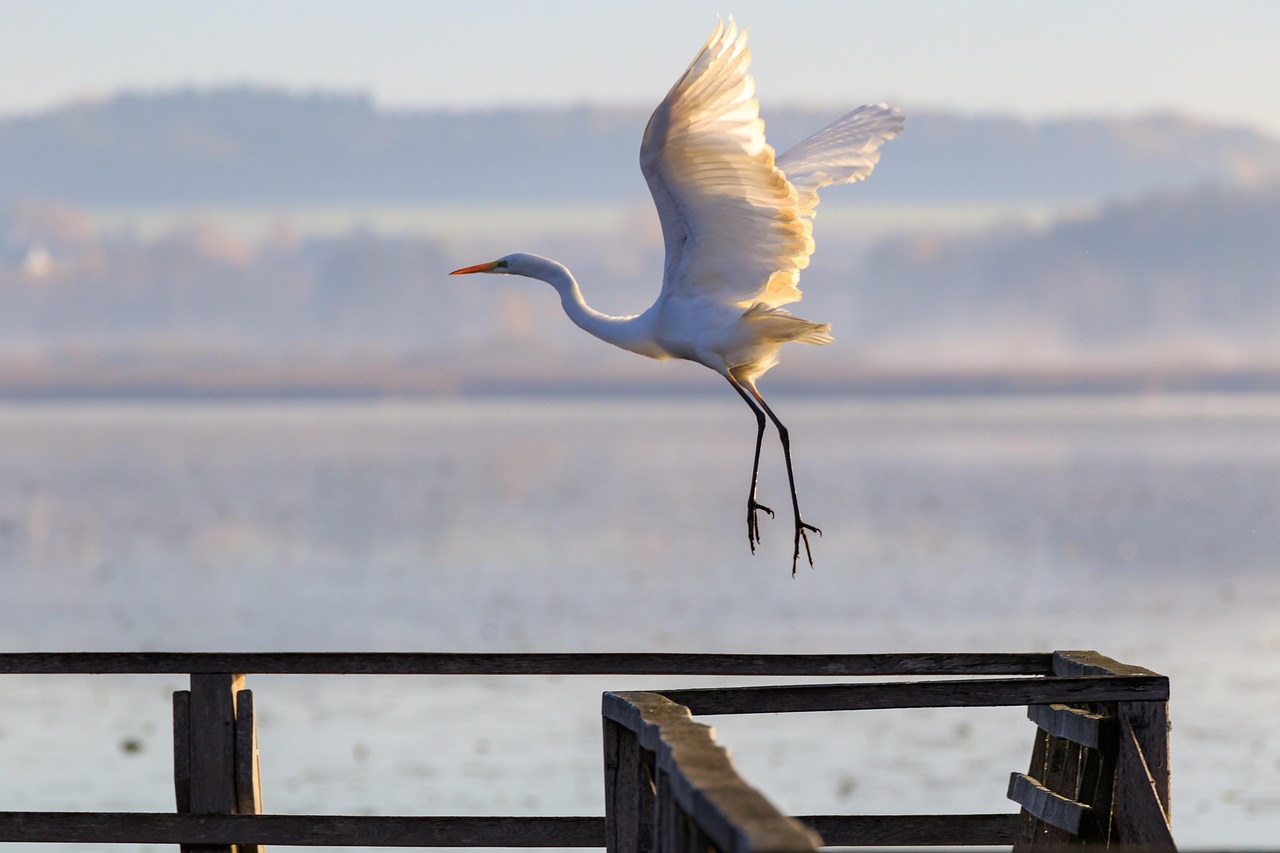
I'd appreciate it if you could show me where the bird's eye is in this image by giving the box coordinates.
[496,259,509,268]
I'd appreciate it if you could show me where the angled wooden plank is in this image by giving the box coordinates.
[0,813,606,846]
[604,692,820,853]
[1007,773,1089,836]
[0,651,1055,676]
[1027,703,1111,749]
[1119,700,1171,817]
[655,675,1168,716]
[1113,717,1176,850]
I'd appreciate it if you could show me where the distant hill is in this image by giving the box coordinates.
[852,184,1280,367]
[5,182,1280,396]
[3,88,1280,206]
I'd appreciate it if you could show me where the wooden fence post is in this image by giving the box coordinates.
[1112,709,1175,850]
[174,674,246,853]
[603,715,655,853]
[1116,700,1170,817]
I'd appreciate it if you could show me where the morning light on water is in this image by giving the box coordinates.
[4,1,1280,850]
[2,397,1278,849]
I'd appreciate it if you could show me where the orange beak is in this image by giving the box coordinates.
[450,261,502,275]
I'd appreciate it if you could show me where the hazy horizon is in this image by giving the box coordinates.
[3,56,1280,397]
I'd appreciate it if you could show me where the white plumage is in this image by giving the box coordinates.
[451,21,903,574]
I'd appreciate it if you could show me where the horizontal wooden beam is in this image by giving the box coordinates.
[0,652,1054,677]
[0,810,1031,849]
[655,675,1169,716]
[0,813,605,847]
[0,809,1035,850]
[1006,773,1090,836]
[797,813,1020,847]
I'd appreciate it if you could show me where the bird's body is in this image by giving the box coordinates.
[452,21,903,574]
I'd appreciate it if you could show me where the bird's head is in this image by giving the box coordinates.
[449,253,572,294]
[450,253,547,278]
[449,257,512,276]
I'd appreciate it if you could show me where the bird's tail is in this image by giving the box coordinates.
[743,302,833,345]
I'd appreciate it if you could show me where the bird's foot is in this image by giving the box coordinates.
[747,499,774,552]
[791,519,822,577]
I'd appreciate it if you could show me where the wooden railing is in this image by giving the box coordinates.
[0,651,1173,850]
[602,650,1173,851]
[1009,652,1175,849]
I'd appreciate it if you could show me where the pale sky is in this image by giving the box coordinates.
[5,0,1280,135]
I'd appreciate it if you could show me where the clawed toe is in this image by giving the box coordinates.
[747,499,774,552]
[791,519,820,577]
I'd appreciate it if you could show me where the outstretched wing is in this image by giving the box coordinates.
[641,21,813,310]
[776,104,905,214]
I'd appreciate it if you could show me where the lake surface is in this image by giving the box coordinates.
[0,394,1277,850]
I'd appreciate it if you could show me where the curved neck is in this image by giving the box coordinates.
[521,257,657,356]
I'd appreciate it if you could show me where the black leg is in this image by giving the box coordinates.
[753,392,821,576]
[726,376,774,552]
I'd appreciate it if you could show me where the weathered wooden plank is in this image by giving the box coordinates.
[1027,703,1111,749]
[604,692,820,853]
[1075,722,1117,844]
[796,813,1020,846]
[0,813,605,846]
[187,674,243,853]
[1007,773,1090,836]
[1013,728,1052,851]
[1051,650,1163,679]
[234,689,264,853]
[1113,717,1176,850]
[654,766,678,853]
[1119,699,1171,818]
[603,715,653,853]
[188,675,242,814]
[1041,733,1083,842]
[0,651,1055,676]
[1055,646,1171,821]
[653,675,1169,716]
[234,690,263,816]
[603,715,624,853]
[1042,734,1080,799]
[173,690,192,814]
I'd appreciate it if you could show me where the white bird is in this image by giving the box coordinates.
[451,21,903,575]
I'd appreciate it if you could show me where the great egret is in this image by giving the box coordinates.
[452,21,903,575]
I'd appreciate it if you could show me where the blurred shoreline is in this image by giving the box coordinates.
[7,363,1280,400]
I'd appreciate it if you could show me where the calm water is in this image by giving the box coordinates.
[0,395,1277,850]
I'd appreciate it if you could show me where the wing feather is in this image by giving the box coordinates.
[776,104,906,214]
[641,22,904,313]
[641,21,813,310]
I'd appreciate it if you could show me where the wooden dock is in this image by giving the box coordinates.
[0,650,1175,850]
